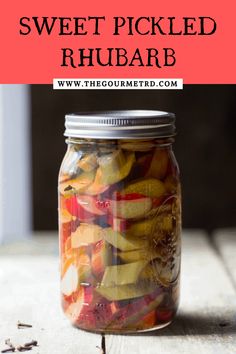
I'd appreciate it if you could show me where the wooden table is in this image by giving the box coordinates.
[0,230,236,354]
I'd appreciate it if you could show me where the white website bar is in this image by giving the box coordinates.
[53,78,183,90]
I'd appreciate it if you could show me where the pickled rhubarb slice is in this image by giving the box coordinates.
[80,168,109,195]
[109,196,152,219]
[146,149,169,179]
[59,170,96,195]
[118,249,161,263]
[98,151,135,185]
[77,195,107,216]
[64,195,96,222]
[71,224,104,248]
[96,282,156,301]
[101,261,148,287]
[98,149,126,174]
[78,153,98,172]
[122,178,166,198]
[127,214,173,238]
[103,228,148,251]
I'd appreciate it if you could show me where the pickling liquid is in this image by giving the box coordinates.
[59,138,181,333]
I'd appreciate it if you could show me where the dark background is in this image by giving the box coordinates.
[31,85,236,232]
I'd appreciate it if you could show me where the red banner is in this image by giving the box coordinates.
[0,0,235,83]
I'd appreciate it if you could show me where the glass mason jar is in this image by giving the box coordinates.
[58,111,181,333]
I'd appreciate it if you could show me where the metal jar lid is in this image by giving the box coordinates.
[64,110,175,139]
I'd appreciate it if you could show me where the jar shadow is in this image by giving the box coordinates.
[139,312,236,336]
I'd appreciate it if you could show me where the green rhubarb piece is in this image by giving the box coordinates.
[110,197,152,219]
[127,214,173,238]
[96,282,156,301]
[160,214,173,231]
[60,148,82,176]
[59,170,96,195]
[127,218,155,237]
[98,151,135,185]
[78,151,135,195]
[101,261,148,287]
[79,168,109,195]
[146,149,169,179]
[78,153,98,172]
[98,149,126,174]
[123,178,166,198]
[118,249,161,263]
[103,228,148,251]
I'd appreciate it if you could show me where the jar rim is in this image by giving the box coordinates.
[64,110,176,139]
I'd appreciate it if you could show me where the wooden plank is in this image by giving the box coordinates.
[1,232,236,354]
[105,231,236,354]
[213,229,236,286]
[0,255,102,354]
